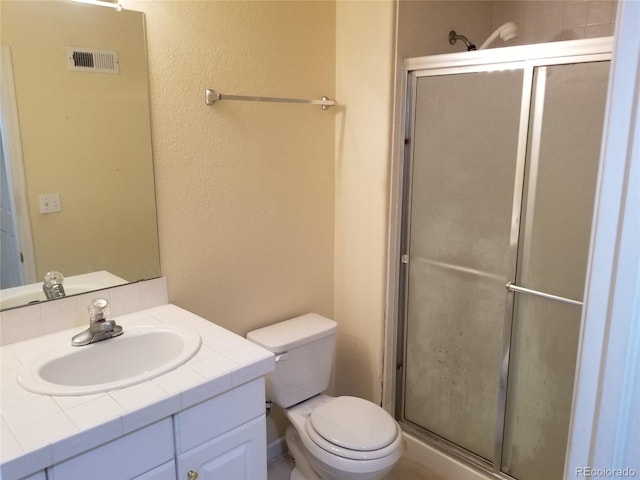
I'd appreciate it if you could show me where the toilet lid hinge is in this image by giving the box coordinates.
[274,352,289,362]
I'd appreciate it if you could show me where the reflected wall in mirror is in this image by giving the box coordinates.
[0,0,160,310]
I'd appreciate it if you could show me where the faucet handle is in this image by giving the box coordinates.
[43,271,66,299]
[43,271,64,287]
[88,298,110,322]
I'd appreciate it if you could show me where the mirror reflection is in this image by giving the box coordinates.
[0,0,160,310]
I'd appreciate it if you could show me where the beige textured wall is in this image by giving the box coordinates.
[334,0,396,404]
[122,0,336,442]
[124,0,336,336]
[1,1,159,282]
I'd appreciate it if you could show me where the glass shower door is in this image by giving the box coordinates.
[501,61,610,480]
[398,41,612,479]
[402,68,524,462]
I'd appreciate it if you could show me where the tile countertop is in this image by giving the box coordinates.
[0,304,275,480]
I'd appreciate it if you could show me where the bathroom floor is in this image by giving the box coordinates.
[267,453,445,480]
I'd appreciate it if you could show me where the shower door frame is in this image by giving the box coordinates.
[385,37,613,479]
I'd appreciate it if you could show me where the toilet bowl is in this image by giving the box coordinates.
[247,314,403,480]
[284,394,403,480]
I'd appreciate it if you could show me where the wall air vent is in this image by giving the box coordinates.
[67,47,119,74]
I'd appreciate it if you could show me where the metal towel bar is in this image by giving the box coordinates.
[506,282,583,306]
[205,89,336,110]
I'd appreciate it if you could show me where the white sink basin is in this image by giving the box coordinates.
[17,324,201,395]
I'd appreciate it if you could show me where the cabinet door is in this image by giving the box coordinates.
[177,416,266,480]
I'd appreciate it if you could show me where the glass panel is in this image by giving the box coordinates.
[404,69,523,461]
[502,61,610,479]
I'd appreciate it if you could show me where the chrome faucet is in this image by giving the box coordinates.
[43,271,66,300]
[71,298,124,346]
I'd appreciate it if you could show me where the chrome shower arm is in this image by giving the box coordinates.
[448,30,477,51]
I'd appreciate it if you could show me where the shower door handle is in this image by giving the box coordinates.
[506,282,583,306]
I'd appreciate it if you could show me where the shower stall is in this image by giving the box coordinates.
[392,38,612,480]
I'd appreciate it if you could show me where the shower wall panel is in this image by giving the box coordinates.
[490,1,617,46]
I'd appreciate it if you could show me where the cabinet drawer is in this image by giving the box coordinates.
[48,418,174,480]
[133,461,176,480]
[19,471,46,480]
[176,416,267,480]
[175,378,265,453]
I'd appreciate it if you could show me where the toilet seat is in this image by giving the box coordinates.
[304,396,401,460]
[285,394,404,477]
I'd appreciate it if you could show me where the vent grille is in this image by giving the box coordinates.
[67,47,119,74]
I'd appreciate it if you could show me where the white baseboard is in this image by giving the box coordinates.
[267,436,288,463]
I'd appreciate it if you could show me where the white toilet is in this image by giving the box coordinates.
[247,313,403,480]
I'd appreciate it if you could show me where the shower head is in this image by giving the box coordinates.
[479,22,519,50]
[448,30,476,51]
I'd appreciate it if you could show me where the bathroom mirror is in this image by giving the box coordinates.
[0,1,160,310]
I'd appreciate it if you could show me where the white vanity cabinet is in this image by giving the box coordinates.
[0,304,275,480]
[45,379,267,480]
[174,378,267,480]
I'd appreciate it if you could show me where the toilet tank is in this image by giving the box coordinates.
[247,313,337,408]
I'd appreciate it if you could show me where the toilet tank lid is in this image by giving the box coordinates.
[246,313,337,352]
